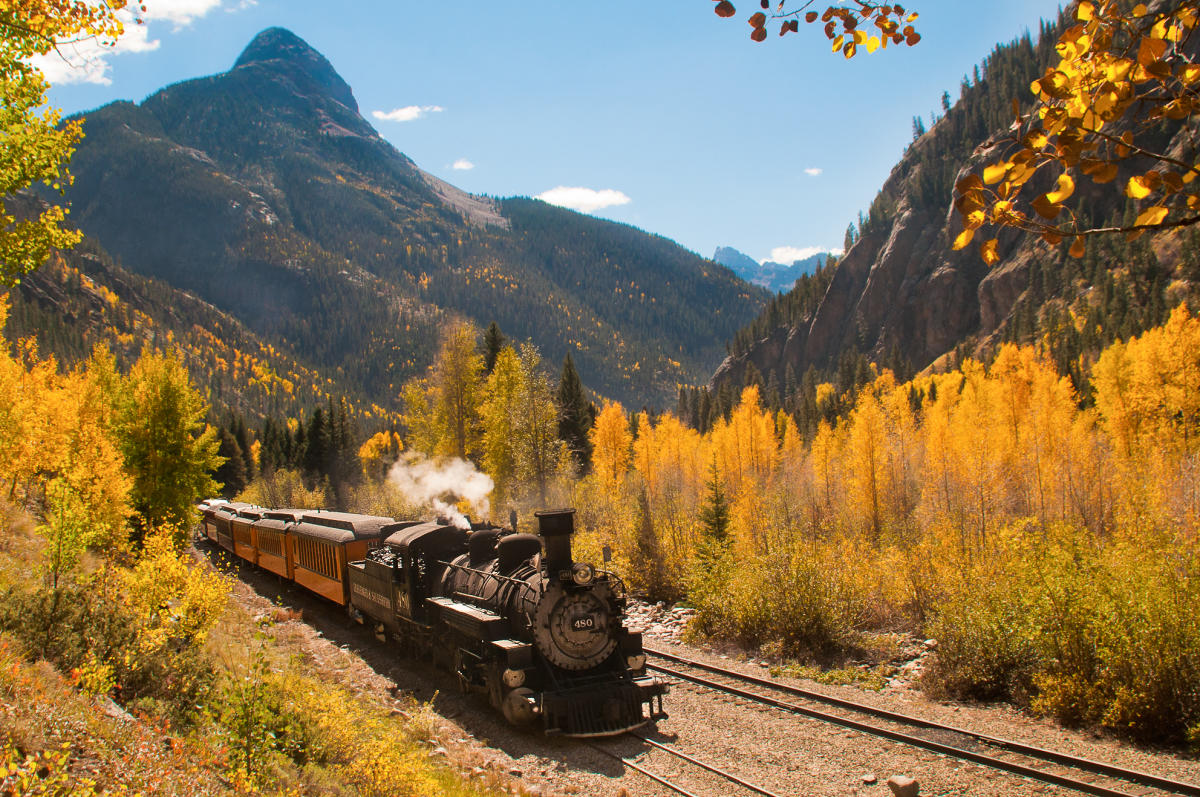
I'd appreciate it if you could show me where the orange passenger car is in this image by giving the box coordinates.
[198,499,228,543]
[287,512,393,605]
[210,502,248,554]
[232,507,265,564]
[252,509,305,580]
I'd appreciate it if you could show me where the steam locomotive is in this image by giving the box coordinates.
[198,502,667,737]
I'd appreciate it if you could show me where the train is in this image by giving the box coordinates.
[197,500,668,737]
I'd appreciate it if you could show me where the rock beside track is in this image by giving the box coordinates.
[623,599,696,644]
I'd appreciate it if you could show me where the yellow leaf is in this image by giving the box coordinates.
[1134,205,1169,227]
[983,162,1009,185]
[1138,37,1168,67]
[1046,173,1075,203]
[1126,175,1154,199]
[1077,1,1094,21]
[1068,237,1086,258]
[866,35,880,53]
[1132,3,1148,16]
[980,239,1000,265]
[952,227,975,250]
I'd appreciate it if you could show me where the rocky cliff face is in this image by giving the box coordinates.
[712,17,1198,393]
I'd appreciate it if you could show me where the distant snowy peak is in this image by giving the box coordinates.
[713,246,832,293]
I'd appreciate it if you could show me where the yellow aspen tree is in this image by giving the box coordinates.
[846,389,887,544]
[513,343,564,505]
[481,346,521,507]
[432,321,483,460]
[591,401,632,493]
[1092,339,1138,458]
[950,360,1000,552]
[880,374,920,535]
[807,419,839,530]
[358,430,402,483]
[399,377,441,457]
[917,371,965,551]
[633,412,706,569]
[1,2,135,285]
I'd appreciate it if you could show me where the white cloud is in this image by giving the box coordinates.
[31,20,160,86]
[372,105,444,123]
[535,186,631,213]
[804,167,823,177]
[764,245,842,265]
[451,158,475,170]
[143,0,225,29]
[29,0,237,86]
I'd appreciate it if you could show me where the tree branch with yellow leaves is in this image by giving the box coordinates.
[952,0,1200,264]
[0,1,138,287]
[712,0,921,55]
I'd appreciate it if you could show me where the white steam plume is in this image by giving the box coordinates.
[387,453,493,530]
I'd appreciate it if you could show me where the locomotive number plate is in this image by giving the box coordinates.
[571,615,598,631]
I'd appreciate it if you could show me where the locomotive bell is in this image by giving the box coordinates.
[534,508,575,577]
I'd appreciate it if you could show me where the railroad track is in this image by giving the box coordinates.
[586,730,783,797]
[644,646,1200,797]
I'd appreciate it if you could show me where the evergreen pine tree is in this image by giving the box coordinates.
[696,456,731,569]
[214,428,247,499]
[483,321,506,374]
[303,407,330,481]
[555,354,592,468]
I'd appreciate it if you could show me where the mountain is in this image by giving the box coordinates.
[712,14,1200,409]
[58,27,768,408]
[713,246,830,293]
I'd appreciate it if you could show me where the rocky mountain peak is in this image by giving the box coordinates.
[232,27,358,112]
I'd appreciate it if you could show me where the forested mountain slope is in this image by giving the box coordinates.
[59,27,767,407]
[713,13,1200,409]
[4,226,393,427]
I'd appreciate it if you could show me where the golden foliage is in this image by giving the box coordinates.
[591,401,632,492]
[953,1,1200,258]
[577,303,1200,743]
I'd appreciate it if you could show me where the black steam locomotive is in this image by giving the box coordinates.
[199,502,667,737]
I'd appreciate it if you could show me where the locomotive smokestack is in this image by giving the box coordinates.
[535,508,575,576]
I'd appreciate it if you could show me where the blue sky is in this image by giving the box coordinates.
[42,0,1055,265]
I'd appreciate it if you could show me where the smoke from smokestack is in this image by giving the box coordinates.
[387,453,494,530]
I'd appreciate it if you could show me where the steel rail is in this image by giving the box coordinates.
[648,656,1160,797]
[629,732,779,797]
[645,646,1200,797]
[585,735,785,797]
[583,741,705,797]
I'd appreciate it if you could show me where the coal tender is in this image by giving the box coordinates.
[347,508,667,736]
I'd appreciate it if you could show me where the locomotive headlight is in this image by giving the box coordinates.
[571,562,595,586]
[626,654,647,671]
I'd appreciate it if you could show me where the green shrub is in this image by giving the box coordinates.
[687,543,865,658]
